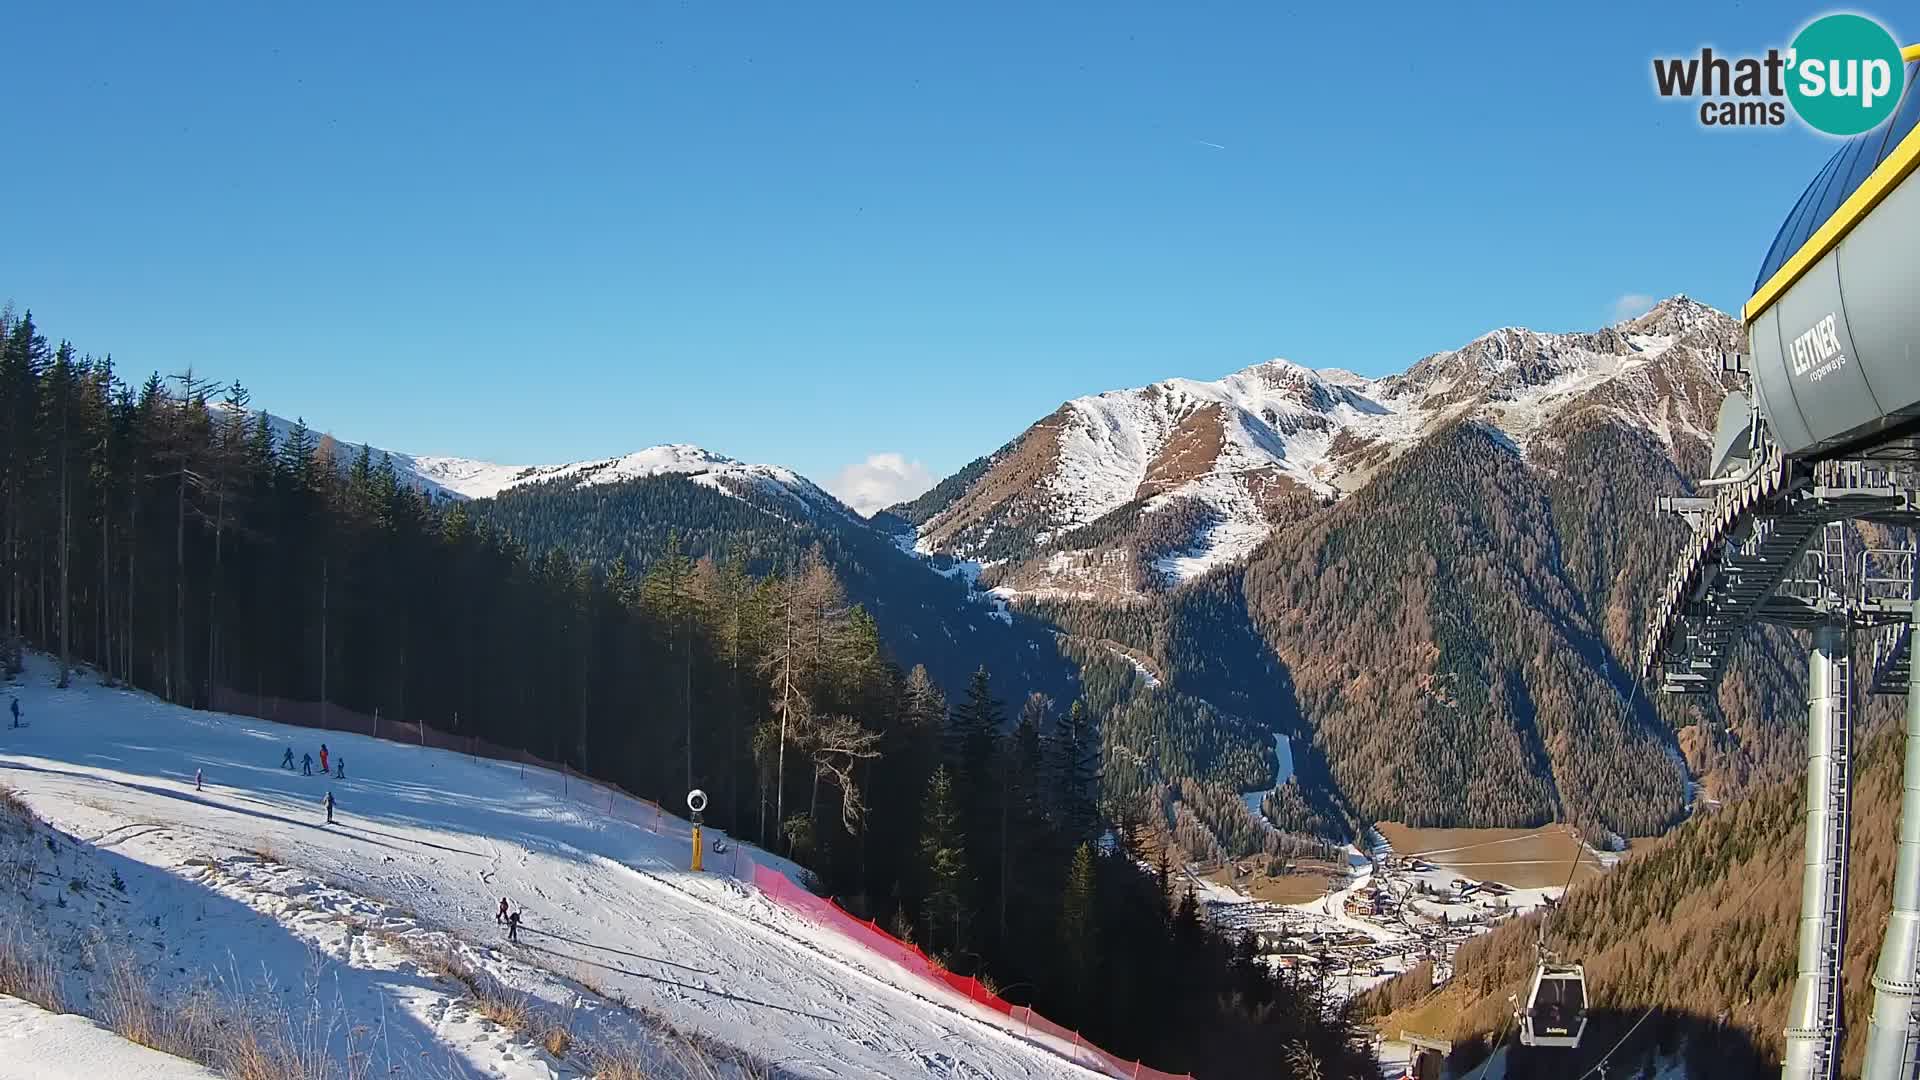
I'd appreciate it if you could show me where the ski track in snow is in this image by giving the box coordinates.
[0,656,1105,1080]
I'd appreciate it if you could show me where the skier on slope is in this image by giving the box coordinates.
[335,756,345,779]
[319,744,329,774]
[8,696,19,728]
[322,790,335,825]
[497,897,509,924]
[302,752,313,776]
[195,769,203,791]
[506,908,521,943]
[281,747,294,770]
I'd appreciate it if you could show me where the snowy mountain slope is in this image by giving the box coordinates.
[900,296,1737,598]
[415,443,846,517]
[0,657,1110,1080]
[227,407,851,517]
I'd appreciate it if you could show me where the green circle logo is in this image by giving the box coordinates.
[1787,14,1906,136]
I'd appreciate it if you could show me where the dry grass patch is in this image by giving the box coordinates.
[1376,822,1605,889]
[0,922,64,1011]
[473,984,532,1029]
[0,785,31,819]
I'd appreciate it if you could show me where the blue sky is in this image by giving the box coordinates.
[0,1,1896,508]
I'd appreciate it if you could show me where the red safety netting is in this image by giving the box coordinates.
[741,848,1193,1080]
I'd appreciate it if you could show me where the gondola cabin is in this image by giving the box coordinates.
[1518,963,1587,1048]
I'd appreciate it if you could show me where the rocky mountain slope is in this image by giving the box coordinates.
[901,296,1842,846]
[896,296,1734,602]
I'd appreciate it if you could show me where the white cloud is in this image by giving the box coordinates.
[829,453,936,516]
[1611,293,1656,323]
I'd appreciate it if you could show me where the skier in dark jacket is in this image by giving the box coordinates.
[8,697,19,727]
[323,790,335,824]
[496,897,509,924]
[302,753,313,776]
[334,756,345,779]
[281,747,294,770]
[506,909,521,943]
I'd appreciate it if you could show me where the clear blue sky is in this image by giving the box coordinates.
[0,1,1896,505]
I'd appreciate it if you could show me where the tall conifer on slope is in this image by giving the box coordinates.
[1049,698,1101,845]
[947,665,1003,790]
[44,342,78,687]
[642,529,698,791]
[1058,841,1098,1008]
[919,764,970,956]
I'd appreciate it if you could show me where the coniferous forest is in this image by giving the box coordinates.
[0,308,1371,1077]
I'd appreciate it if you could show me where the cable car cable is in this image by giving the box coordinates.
[1571,1005,1657,1080]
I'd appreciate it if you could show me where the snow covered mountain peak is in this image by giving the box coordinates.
[1619,293,1725,340]
[407,441,841,512]
[903,296,1740,599]
[230,411,846,515]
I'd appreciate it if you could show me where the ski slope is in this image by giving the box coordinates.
[0,657,1106,1079]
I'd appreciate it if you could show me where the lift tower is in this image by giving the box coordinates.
[1648,437,1917,1080]
[1642,41,1920,1079]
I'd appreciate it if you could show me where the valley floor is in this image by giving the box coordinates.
[0,655,1107,1079]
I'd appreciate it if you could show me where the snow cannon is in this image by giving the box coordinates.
[687,788,708,872]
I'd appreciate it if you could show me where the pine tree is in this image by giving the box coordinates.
[642,529,698,792]
[1058,841,1098,1006]
[948,665,1004,788]
[1049,698,1101,843]
[44,342,78,687]
[999,691,1049,939]
[919,765,970,956]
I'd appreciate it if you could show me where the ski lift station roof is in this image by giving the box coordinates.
[1745,46,1920,461]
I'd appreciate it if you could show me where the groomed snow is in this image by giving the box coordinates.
[0,656,1110,1080]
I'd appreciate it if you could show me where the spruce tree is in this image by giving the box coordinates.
[947,665,1003,789]
[1050,698,1101,843]
[919,765,970,956]
[1058,841,1099,1008]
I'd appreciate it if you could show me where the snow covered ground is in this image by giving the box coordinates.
[1237,734,1293,825]
[0,656,1110,1079]
[0,994,223,1079]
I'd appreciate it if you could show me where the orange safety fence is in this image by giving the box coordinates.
[208,686,1189,1078]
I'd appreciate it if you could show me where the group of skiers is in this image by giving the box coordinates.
[281,742,345,779]
[14,692,534,942]
[276,742,344,824]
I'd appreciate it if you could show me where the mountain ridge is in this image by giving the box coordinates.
[227,406,855,520]
[891,294,1734,602]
